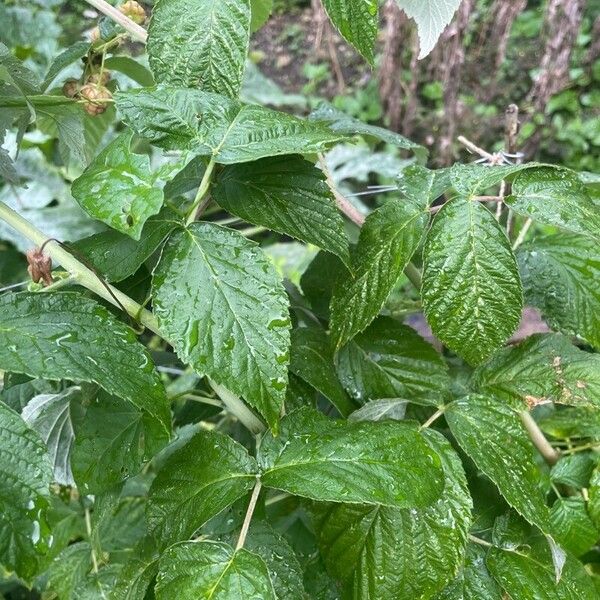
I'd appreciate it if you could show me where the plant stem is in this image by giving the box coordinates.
[468,534,494,548]
[520,410,560,465]
[404,262,422,290]
[186,159,216,226]
[318,153,365,226]
[209,380,265,434]
[84,508,99,574]
[0,201,159,333]
[512,217,533,250]
[236,479,262,551]
[420,406,446,430]
[83,0,148,43]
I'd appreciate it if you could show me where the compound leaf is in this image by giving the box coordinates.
[116,87,343,162]
[314,429,471,598]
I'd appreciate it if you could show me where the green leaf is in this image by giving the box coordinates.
[22,387,80,486]
[0,41,41,95]
[422,197,523,365]
[116,87,344,162]
[152,222,290,430]
[44,542,92,600]
[235,522,305,599]
[250,0,273,31]
[258,407,445,507]
[41,41,90,91]
[111,537,159,600]
[0,292,170,432]
[310,102,427,161]
[446,394,551,533]
[213,155,350,265]
[37,103,87,166]
[551,454,595,489]
[448,163,534,197]
[589,467,600,529]
[395,0,462,58]
[314,429,471,598]
[73,208,179,283]
[349,398,408,421]
[506,167,600,241]
[518,233,600,349]
[71,131,165,240]
[300,250,347,320]
[155,541,276,599]
[336,316,450,406]
[0,403,52,580]
[289,327,355,417]
[71,391,167,495]
[320,0,378,63]
[103,56,155,87]
[434,545,503,599]
[147,430,258,547]
[472,334,600,408]
[486,544,596,599]
[71,564,120,599]
[550,497,598,557]
[330,198,428,348]
[147,0,250,97]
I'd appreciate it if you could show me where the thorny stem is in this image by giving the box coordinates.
[185,158,216,226]
[520,410,560,466]
[0,200,264,434]
[83,0,148,43]
[236,479,262,551]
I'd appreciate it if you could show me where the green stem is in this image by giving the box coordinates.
[0,200,159,333]
[209,380,265,434]
[0,200,263,433]
[404,262,422,290]
[235,478,262,551]
[520,410,560,465]
[185,158,216,226]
